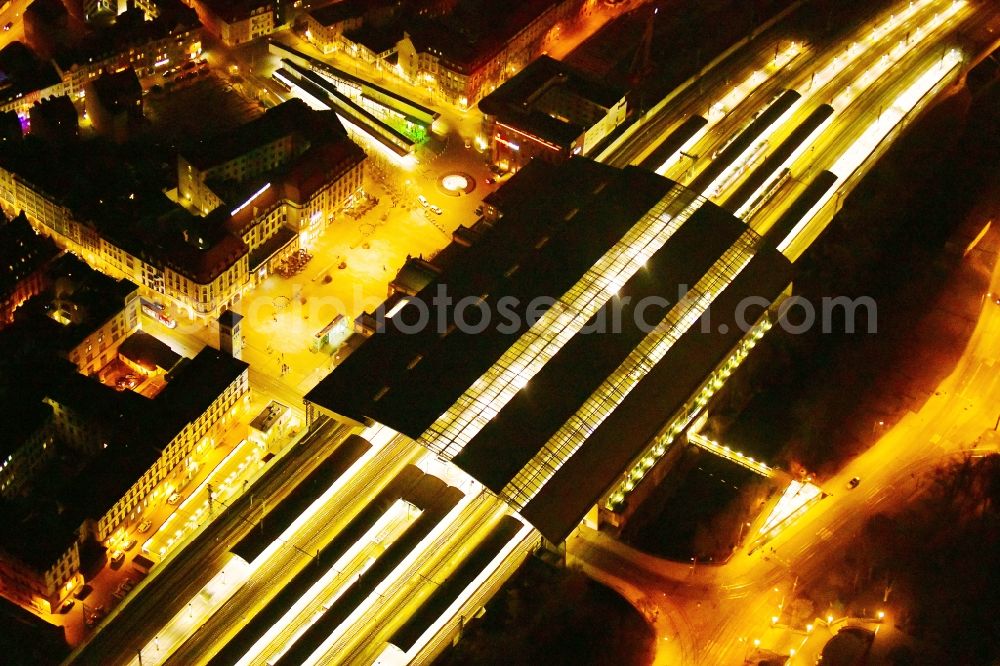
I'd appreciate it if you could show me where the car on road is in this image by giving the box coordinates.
[474,206,483,216]
[122,538,137,551]
[137,519,152,533]
[485,177,496,185]
[417,195,429,208]
[847,476,861,489]
[429,205,443,215]
[110,550,125,568]
[167,492,182,504]
[59,599,75,614]
[3,22,12,31]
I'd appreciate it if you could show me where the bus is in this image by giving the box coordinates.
[140,298,177,328]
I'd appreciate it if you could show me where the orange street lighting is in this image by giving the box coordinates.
[877,610,885,620]
[827,614,834,624]
[806,623,814,633]
[771,615,779,625]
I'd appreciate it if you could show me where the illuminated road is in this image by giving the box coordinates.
[0,0,29,51]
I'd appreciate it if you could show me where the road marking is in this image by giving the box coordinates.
[816,527,833,541]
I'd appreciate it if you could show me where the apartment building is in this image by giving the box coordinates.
[396,0,583,107]
[192,0,275,46]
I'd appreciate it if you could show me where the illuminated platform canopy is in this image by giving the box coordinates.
[307,158,792,543]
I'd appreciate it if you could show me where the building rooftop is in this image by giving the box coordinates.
[0,42,61,107]
[478,55,627,149]
[451,200,747,494]
[85,68,142,116]
[0,594,67,662]
[404,0,563,73]
[0,212,61,303]
[51,2,199,74]
[197,0,273,23]
[520,246,792,543]
[0,400,52,467]
[344,23,403,56]
[281,139,367,205]
[308,0,386,27]
[118,331,182,374]
[249,400,289,433]
[1,254,138,358]
[56,346,248,522]
[182,98,345,171]
[0,499,80,572]
[305,159,669,437]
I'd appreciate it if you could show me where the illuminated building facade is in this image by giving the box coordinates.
[179,99,366,254]
[0,101,363,319]
[0,513,80,614]
[0,346,248,613]
[0,403,54,499]
[478,54,628,172]
[47,347,250,542]
[0,212,61,328]
[396,0,583,107]
[192,0,275,46]
[51,0,203,98]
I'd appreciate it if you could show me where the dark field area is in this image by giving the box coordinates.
[716,80,1000,476]
[621,448,773,562]
[433,558,655,666]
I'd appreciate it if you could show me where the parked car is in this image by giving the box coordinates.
[847,476,861,489]
[167,492,182,505]
[60,599,75,614]
[122,538,137,551]
[485,177,496,185]
[429,205,443,215]
[474,206,484,216]
[110,550,125,568]
[417,195,429,208]
[137,519,152,533]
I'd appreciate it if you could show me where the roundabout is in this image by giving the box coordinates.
[437,171,476,197]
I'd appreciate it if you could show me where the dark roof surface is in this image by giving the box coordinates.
[182,98,347,171]
[0,212,60,299]
[405,0,563,73]
[0,499,78,572]
[478,55,626,148]
[55,346,247,522]
[521,246,792,543]
[1,253,138,357]
[118,331,182,373]
[453,196,740,492]
[305,160,669,437]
